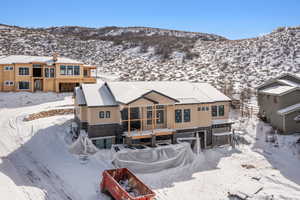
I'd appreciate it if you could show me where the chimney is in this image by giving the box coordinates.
[52,53,58,62]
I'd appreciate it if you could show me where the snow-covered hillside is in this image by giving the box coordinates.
[0,24,300,91]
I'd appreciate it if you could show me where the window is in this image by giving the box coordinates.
[212,106,218,117]
[105,111,111,118]
[206,107,209,111]
[184,109,191,122]
[60,65,66,75]
[4,81,14,86]
[157,110,164,124]
[74,66,80,75]
[45,68,55,78]
[18,81,29,90]
[67,66,73,75]
[197,107,201,111]
[175,109,182,123]
[218,105,225,116]
[84,69,88,77]
[4,66,13,70]
[33,64,42,68]
[147,106,152,125]
[61,65,80,76]
[19,67,29,75]
[201,107,206,111]
[273,96,278,104]
[212,105,225,117]
[99,111,105,118]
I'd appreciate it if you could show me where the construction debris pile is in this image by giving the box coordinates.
[24,108,74,121]
[118,179,140,197]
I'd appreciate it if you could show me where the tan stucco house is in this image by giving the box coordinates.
[257,73,300,134]
[0,55,96,92]
[74,81,234,149]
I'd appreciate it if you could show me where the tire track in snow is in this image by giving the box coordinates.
[3,113,81,200]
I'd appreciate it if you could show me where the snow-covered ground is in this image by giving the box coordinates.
[0,92,300,200]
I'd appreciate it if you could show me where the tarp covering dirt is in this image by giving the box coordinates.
[112,143,194,173]
[69,131,98,155]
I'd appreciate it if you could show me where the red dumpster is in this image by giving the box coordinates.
[101,168,156,200]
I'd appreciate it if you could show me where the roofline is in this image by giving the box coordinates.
[278,106,300,116]
[87,105,119,108]
[258,87,299,96]
[175,100,231,106]
[256,73,300,90]
[123,89,179,105]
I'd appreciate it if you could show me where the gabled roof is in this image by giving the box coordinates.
[257,73,300,90]
[75,87,86,106]
[278,103,300,115]
[79,81,230,107]
[257,73,300,96]
[259,85,297,96]
[0,55,83,65]
[81,82,117,107]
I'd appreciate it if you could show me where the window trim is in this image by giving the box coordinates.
[4,80,14,86]
[18,67,30,76]
[105,111,111,118]
[45,67,55,78]
[60,65,80,76]
[175,109,183,123]
[18,81,30,90]
[4,66,13,71]
[211,105,225,117]
[183,109,191,122]
[99,111,105,118]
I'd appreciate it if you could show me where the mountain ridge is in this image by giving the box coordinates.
[0,23,299,93]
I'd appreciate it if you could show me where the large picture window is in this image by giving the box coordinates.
[183,109,191,122]
[19,67,29,75]
[175,109,182,123]
[18,81,29,90]
[60,65,80,76]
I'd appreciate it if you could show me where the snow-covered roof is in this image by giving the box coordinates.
[257,73,300,90]
[0,55,83,65]
[81,83,117,107]
[277,103,300,115]
[259,85,296,95]
[78,81,230,107]
[75,87,86,105]
[277,79,300,87]
[107,81,230,104]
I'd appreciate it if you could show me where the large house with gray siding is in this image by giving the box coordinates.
[257,73,300,134]
[74,81,234,149]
